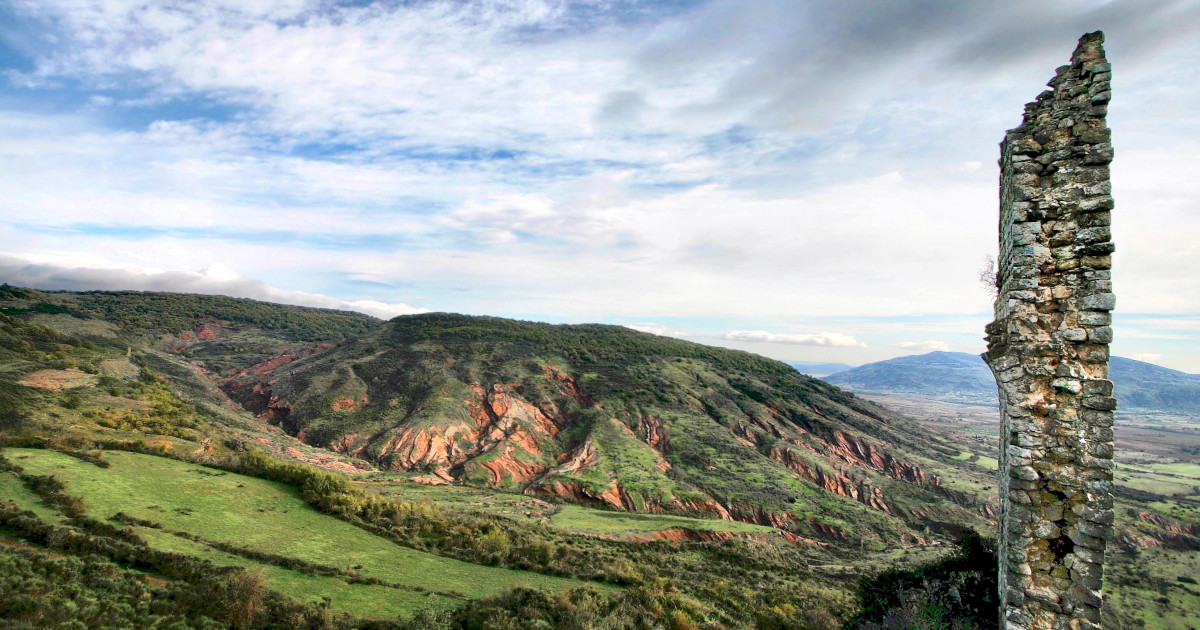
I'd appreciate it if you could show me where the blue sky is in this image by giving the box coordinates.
[1,0,1199,371]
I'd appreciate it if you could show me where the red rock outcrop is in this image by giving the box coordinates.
[826,430,931,486]
[768,446,894,515]
[541,367,594,407]
[479,446,545,486]
[331,396,366,411]
[641,414,670,452]
[725,500,798,529]
[808,518,848,539]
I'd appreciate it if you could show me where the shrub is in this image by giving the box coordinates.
[849,530,997,630]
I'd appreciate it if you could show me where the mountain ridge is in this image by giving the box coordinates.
[824,351,1200,414]
[0,287,990,544]
[212,312,985,541]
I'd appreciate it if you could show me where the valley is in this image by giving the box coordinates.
[859,392,1200,630]
[0,286,1195,628]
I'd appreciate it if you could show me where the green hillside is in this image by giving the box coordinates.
[1,286,1195,628]
[216,312,989,544]
[5,448,595,616]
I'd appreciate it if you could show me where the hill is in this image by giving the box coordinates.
[2,286,1196,628]
[0,287,997,541]
[785,361,856,377]
[215,312,985,542]
[824,351,1200,415]
[1110,356,1200,414]
[2,285,878,628]
[823,353,995,404]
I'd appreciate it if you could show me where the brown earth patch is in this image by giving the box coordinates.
[331,397,365,411]
[100,358,140,380]
[18,369,99,391]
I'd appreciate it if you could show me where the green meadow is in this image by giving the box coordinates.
[361,475,779,537]
[1116,461,1200,497]
[548,504,776,535]
[1,448,608,618]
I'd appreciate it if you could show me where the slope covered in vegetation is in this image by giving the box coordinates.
[2,286,1192,628]
[215,312,990,544]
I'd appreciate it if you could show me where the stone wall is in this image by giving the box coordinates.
[983,31,1115,630]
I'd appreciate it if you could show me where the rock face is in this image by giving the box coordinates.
[983,32,1115,630]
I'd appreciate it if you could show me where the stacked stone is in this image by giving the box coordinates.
[983,31,1115,630]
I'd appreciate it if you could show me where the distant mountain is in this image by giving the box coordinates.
[784,361,855,377]
[823,351,1200,415]
[823,352,996,404]
[1111,356,1200,414]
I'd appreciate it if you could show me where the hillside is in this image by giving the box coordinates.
[824,351,1200,415]
[215,312,985,542]
[1110,356,1200,414]
[823,353,995,404]
[0,287,998,541]
[2,286,1196,628]
[2,285,880,628]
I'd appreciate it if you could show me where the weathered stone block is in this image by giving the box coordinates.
[1079,242,1115,256]
[1012,466,1040,482]
[1081,396,1116,411]
[1060,329,1087,342]
[1079,293,1115,311]
[1076,227,1110,243]
[1070,531,1106,551]
[1078,196,1114,213]
[1075,309,1108,324]
[1051,378,1082,394]
[1083,507,1114,525]
[1078,521,1112,540]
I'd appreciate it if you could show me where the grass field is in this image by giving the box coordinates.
[1156,462,1200,479]
[1106,546,1200,630]
[0,470,60,521]
[134,527,438,619]
[949,451,999,471]
[360,476,556,521]
[1116,461,1200,497]
[362,476,782,537]
[548,504,777,535]
[1,448,609,619]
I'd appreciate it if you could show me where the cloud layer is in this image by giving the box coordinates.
[724,330,866,347]
[1,0,1198,370]
[898,340,952,353]
[0,255,424,319]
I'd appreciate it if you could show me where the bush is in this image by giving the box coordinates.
[849,530,997,630]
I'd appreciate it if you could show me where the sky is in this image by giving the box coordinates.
[1,0,1198,372]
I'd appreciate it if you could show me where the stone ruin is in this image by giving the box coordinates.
[983,31,1115,630]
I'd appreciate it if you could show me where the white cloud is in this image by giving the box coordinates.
[1,0,1199,374]
[623,323,692,339]
[724,330,866,347]
[0,254,426,319]
[1135,353,1163,363]
[898,340,951,353]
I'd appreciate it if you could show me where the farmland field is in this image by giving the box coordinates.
[1,448,609,618]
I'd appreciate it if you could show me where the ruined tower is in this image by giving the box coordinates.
[983,32,1115,630]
